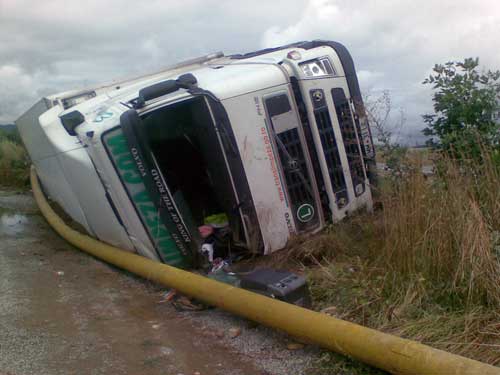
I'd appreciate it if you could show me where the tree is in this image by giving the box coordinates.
[365,91,408,176]
[422,58,500,157]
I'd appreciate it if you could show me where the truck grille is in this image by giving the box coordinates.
[290,78,330,219]
[331,88,365,196]
[313,105,348,207]
[265,93,318,230]
[276,128,313,207]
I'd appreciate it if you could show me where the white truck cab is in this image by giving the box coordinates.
[16,40,375,268]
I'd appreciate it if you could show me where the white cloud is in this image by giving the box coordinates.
[1,0,499,143]
[0,65,35,122]
[357,70,385,90]
[262,0,340,46]
[0,0,307,121]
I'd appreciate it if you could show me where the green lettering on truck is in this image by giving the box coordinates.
[103,128,187,267]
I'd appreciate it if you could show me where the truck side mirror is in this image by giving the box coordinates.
[60,110,85,136]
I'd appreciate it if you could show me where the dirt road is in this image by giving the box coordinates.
[0,191,317,375]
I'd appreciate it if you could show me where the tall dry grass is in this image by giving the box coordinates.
[381,149,500,309]
[280,147,500,366]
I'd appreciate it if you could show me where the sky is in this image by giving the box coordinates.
[1,0,500,143]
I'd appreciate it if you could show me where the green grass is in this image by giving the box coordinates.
[306,351,387,375]
[0,127,30,188]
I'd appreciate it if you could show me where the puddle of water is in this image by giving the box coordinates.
[0,213,29,236]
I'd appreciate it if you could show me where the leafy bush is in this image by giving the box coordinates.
[423,58,500,159]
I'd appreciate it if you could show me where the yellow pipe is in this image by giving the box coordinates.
[31,166,499,375]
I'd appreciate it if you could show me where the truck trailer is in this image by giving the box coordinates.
[16,40,375,269]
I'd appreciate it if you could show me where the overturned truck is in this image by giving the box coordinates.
[17,40,375,269]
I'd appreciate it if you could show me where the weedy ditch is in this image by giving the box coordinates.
[263,148,500,373]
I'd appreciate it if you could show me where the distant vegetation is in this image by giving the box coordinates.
[0,124,30,188]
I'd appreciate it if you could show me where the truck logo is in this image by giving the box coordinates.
[297,203,314,223]
[312,90,323,102]
[288,159,300,172]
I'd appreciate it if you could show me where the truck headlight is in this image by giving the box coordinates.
[299,58,336,77]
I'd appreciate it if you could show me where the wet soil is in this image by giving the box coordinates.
[0,191,265,375]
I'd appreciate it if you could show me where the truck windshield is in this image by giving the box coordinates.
[130,96,248,262]
[141,97,235,227]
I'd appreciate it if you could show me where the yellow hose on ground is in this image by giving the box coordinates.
[31,166,500,375]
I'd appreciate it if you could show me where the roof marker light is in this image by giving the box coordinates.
[287,50,302,60]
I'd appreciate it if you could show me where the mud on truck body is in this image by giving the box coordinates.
[16,40,376,269]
